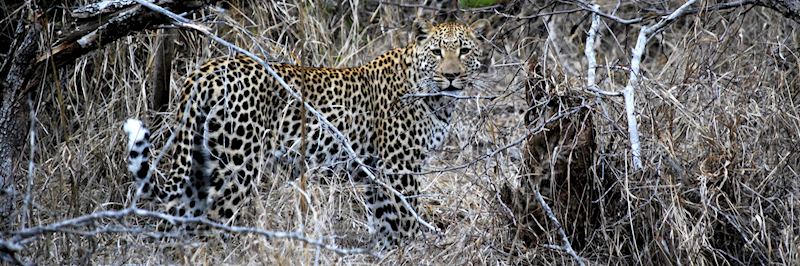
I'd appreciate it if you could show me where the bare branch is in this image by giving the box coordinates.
[8,207,375,257]
[584,6,600,88]
[533,190,585,266]
[37,0,209,67]
[20,95,35,230]
[623,36,649,170]
[411,104,593,176]
[378,1,501,12]
[657,0,756,17]
[492,8,584,20]
[645,0,702,36]
[623,0,698,170]
[0,239,22,253]
[0,237,24,265]
[401,92,498,100]
[71,0,137,19]
[585,86,623,97]
[560,0,644,24]
[756,0,800,23]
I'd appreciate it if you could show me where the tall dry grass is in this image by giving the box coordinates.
[10,0,799,264]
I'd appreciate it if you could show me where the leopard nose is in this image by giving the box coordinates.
[443,73,460,81]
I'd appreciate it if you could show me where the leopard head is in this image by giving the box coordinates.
[412,19,489,93]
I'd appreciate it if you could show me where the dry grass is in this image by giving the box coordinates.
[11,0,799,264]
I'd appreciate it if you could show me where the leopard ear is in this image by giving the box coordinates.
[413,18,433,41]
[469,19,490,37]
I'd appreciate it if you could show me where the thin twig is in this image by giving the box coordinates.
[559,0,644,25]
[0,239,22,252]
[0,238,24,265]
[585,85,623,97]
[21,95,35,230]
[379,1,446,11]
[410,103,592,176]
[8,207,375,256]
[646,0,701,35]
[492,8,583,20]
[534,190,585,266]
[379,1,501,12]
[402,92,498,100]
[649,0,755,18]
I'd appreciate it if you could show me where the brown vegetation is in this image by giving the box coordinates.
[1,0,798,264]
[501,56,601,252]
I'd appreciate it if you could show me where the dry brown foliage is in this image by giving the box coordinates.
[4,0,799,264]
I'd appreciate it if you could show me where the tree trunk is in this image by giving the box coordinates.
[0,0,215,231]
[150,28,175,126]
[0,12,40,232]
[757,0,800,23]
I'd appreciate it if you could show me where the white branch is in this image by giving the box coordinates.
[9,207,375,257]
[131,0,439,234]
[622,0,697,170]
[647,0,702,35]
[21,96,35,230]
[582,4,622,98]
[71,0,139,18]
[624,31,646,170]
[534,190,585,266]
[584,7,601,90]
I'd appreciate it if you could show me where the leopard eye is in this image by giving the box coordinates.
[431,49,442,56]
[460,48,471,55]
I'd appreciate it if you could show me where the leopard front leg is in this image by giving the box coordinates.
[362,159,421,248]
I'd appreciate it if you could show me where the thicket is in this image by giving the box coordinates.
[0,0,798,264]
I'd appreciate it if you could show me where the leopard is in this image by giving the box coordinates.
[123,18,489,248]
